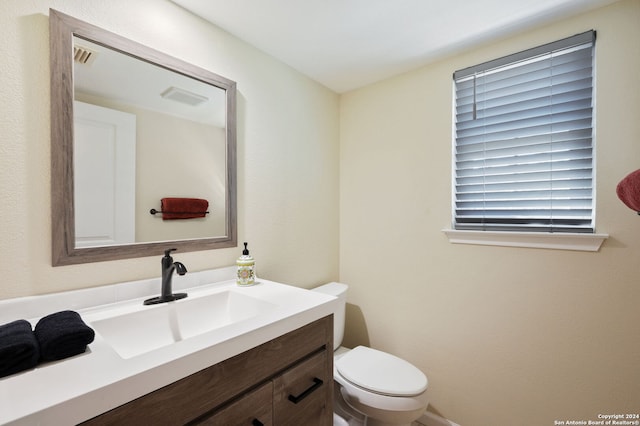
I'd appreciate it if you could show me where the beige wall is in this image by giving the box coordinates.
[75,94,230,242]
[133,108,227,242]
[340,1,640,425]
[0,0,339,299]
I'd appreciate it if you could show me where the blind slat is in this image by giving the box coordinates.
[453,31,595,233]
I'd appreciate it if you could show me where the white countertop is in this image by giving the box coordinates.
[0,267,338,425]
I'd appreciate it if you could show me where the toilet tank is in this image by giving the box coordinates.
[312,282,347,349]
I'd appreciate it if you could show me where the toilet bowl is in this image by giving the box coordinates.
[313,283,429,426]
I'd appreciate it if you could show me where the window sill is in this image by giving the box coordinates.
[442,229,608,252]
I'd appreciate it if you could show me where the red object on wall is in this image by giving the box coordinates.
[160,198,209,220]
[616,169,640,213]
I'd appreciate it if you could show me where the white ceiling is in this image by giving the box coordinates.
[171,0,616,93]
[74,39,227,127]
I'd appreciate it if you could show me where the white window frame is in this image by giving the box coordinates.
[444,31,608,251]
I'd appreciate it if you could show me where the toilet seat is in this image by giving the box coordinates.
[336,346,427,397]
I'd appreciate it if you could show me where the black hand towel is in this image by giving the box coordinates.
[0,319,39,378]
[34,311,95,362]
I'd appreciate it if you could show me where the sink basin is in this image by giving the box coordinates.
[89,290,277,359]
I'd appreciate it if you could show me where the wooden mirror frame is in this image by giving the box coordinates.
[50,9,237,266]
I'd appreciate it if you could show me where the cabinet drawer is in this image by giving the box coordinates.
[273,350,332,426]
[194,381,273,426]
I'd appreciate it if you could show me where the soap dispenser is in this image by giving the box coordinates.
[236,242,255,286]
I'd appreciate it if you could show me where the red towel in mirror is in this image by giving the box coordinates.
[616,169,640,213]
[160,198,209,220]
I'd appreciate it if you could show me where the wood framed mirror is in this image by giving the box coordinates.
[50,9,237,266]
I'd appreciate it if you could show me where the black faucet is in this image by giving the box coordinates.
[143,248,188,305]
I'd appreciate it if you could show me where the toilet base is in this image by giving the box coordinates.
[334,382,365,425]
[364,419,414,426]
[333,413,350,426]
[334,382,425,426]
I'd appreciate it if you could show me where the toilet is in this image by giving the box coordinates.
[313,282,429,426]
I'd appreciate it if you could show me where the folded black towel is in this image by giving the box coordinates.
[34,311,95,362]
[0,319,39,378]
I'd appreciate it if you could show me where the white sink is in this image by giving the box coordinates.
[89,290,277,359]
[0,267,341,426]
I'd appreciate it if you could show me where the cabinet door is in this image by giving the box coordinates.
[194,381,273,426]
[273,351,332,426]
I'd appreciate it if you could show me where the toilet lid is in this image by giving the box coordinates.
[336,346,427,397]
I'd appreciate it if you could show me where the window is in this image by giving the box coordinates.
[453,31,596,233]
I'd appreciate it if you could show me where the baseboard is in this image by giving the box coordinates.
[416,410,461,426]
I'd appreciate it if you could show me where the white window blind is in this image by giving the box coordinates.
[453,31,595,233]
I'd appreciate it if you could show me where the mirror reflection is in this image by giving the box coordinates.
[50,9,237,266]
[72,38,227,247]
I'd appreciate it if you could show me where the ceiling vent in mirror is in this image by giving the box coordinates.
[73,45,98,65]
[161,86,209,106]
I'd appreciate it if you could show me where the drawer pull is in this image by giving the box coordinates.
[251,420,264,426]
[287,377,323,404]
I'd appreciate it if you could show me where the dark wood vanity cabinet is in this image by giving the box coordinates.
[81,315,333,426]
[195,382,274,425]
[272,350,330,425]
